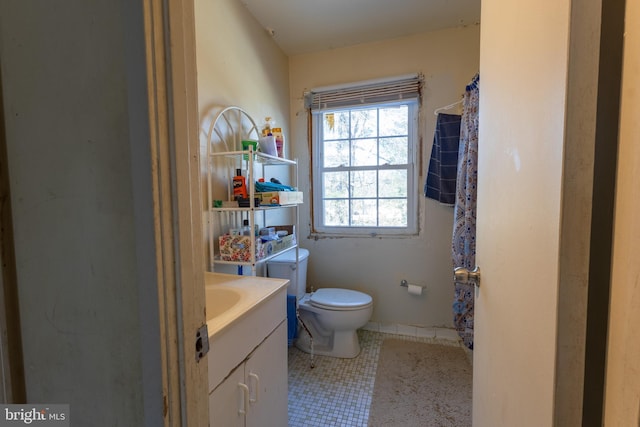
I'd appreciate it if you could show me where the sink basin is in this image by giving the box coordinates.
[206,286,241,319]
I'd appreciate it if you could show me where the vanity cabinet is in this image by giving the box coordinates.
[209,321,288,427]
[206,274,289,427]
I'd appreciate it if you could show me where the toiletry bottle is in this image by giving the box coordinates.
[233,168,248,199]
[271,126,285,158]
[262,117,273,137]
[241,219,251,236]
[241,220,258,236]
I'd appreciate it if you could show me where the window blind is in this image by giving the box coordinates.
[306,74,423,110]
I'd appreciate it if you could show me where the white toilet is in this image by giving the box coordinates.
[267,248,373,358]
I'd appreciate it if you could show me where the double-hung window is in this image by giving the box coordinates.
[308,75,422,237]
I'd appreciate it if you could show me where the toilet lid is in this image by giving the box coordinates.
[309,288,372,310]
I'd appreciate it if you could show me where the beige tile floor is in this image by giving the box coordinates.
[287,329,467,427]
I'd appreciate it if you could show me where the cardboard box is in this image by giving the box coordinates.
[266,225,296,254]
[269,225,295,236]
[258,191,303,205]
[218,235,265,262]
[271,234,296,253]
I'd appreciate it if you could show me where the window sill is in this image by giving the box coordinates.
[307,231,418,240]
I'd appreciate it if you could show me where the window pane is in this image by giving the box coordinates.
[351,138,377,166]
[351,170,377,198]
[323,111,350,139]
[379,199,407,226]
[324,139,349,167]
[351,199,377,226]
[313,97,417,235]
[379,137,408,165]
[379,106,408,136]
[323,172,349,198]
[350,109,377,138]
[379,170,407,197]
[324,199,349,226]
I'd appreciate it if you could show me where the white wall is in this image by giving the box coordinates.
[604,0,640,422]
[0,1,159,425]
[288,26,480,328]
[195,0,289,126]
[195,0,293,274]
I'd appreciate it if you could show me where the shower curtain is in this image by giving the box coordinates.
[452,74,479,350]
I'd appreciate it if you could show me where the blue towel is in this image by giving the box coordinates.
[255,181,296,192]
[424,113,462,205]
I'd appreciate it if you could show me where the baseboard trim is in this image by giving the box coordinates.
[362,322,461,341]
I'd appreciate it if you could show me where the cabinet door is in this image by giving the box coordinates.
[209,365,246,427]
[245,321,288,427]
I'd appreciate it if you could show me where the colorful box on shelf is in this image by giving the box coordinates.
[218,235,265,262]
[257,191,303,205]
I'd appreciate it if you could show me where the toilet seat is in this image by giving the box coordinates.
[309,288,373,311]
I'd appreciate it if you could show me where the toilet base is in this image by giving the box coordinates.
[295,328,362,359]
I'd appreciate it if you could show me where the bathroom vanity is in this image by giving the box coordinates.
[205,272,288,426]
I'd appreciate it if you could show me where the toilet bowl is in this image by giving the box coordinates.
[267,248,374,358]
[295,288,373,358]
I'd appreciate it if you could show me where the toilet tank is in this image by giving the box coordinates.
[267,248,309,300]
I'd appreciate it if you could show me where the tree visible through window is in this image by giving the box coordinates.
[312,99,419,236]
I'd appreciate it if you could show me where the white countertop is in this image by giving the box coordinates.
[204,272,289,339]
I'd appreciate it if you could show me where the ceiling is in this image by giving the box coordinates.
[239,0,481,56]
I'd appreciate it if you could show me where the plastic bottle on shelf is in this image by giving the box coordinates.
[262,116,285,157]
[271,126,285,158]
[241,219,258,236]
[262,117,273,137]
[233,168,248,199]
[241,219,251,236]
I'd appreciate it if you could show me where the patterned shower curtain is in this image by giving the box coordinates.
[452,74,479,350]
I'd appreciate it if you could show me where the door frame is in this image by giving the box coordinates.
[149,0,629,424]
[580,0,626,423]
[142,0,208,425]
[553,0,626,424]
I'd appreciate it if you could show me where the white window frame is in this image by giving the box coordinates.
[310,96,420,237]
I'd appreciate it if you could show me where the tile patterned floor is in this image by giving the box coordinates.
[287,329,467,427]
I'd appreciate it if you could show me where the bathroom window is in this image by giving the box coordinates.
[307,75,421,237]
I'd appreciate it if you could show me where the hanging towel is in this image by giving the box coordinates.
[424,113,462,205]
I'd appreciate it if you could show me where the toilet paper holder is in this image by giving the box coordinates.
[400,280,425,289]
